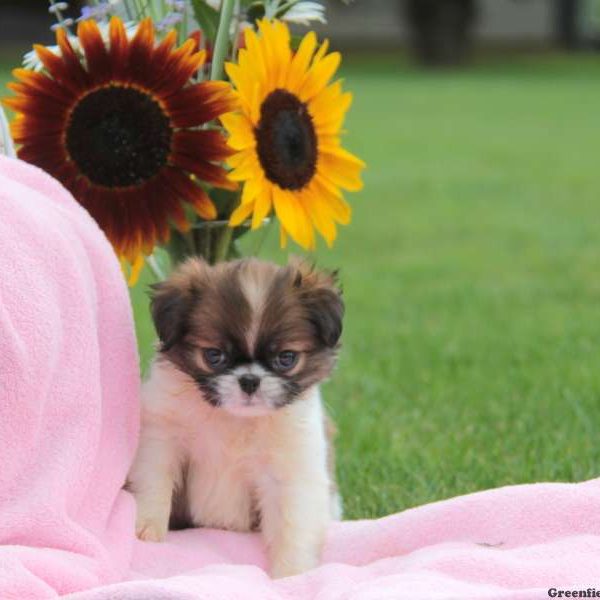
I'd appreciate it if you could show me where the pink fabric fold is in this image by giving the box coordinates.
[1,156,599,600]
[0,155,140,598]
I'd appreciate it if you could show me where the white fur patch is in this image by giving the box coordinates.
[127,359,340,578]
[215,364,288,417]
[239,267,268,351]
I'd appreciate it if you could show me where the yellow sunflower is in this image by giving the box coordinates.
[4,17,237,273]
[221,19,365,249]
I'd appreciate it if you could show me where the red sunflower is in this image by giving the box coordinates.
[4,17,237,268]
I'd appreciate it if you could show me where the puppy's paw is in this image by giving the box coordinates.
[136,516,168,542]
[270,554,319,579]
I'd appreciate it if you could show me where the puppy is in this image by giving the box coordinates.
[127,257,343,578]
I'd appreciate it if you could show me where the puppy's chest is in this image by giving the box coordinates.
[182,421,269,532]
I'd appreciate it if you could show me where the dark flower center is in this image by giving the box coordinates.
[255,89,317,191]
[66,85,172,188]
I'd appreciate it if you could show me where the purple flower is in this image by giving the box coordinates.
[166,0,186,11]
[156,12,184,31]
[79,2,112,22]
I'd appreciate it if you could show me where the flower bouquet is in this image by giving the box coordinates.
[4,0,364,284]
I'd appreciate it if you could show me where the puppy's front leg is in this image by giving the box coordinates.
[128,428,177,542]
[258,399,332,580]
[260,468,331,578]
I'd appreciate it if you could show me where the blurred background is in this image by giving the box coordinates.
[1,1,599,519]
[2,1,600,55]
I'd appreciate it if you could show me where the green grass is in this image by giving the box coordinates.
[2,50,600,519]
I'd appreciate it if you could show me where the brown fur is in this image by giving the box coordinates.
[131,258,344,575]
[148,257,343,526]
[150,257,344,407]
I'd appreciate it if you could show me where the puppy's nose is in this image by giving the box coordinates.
[238,374,260,395]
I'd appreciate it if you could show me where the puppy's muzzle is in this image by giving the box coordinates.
[238,374,260,395]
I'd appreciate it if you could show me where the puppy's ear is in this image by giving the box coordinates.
[150,281,190,352]
[150,258,208,352]
[291,258,344,348]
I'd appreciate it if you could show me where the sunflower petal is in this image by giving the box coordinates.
[9,114,63,141]
[251,187,273,229]
[225,61,252,101]
[124,254,145,286]
[302,187,337,247]
[34,44,85,94]
[221,112,256,150]
[127,18,154,85]
[167,168,217,220]
[229,199,255,226]
[257,19,291,88]
[78,19,111,83]
[17,141,67,169]
[286,31,317,92]
[227,152,261,181]
[243,28,268,90]
[56,29,91,89]
[171,150,237,190]
[3,94,67,119]
[172,130,233,163]
[225,62,260,123]
[154,47,206,97]
[11,68,72,103]
[313,39,330,63]
[240,173,264,206]
[279,225,288,248]
[318,146,365,191]
[272,186,314,250]
[108,15,129,74]
[309,81,352,133]
[299,51,341,102]
[314,175,352,225]
[166,81,237,128]
[226,147,254,169]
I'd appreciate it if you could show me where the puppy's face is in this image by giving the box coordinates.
[151,258,344,417]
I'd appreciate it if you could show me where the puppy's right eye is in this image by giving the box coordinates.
[272,350,299,372]
[203,348,227,369]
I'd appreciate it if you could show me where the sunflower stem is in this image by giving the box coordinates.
[210,0,235,81]
[183,229,197,256]
[199,226,211,261]
[122,1,134,21]
[204,0,235,263]
[180,1,190,43]
[231,0,242,57]
[134,0,149,19]
[213,226,233,263]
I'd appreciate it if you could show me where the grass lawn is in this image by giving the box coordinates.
[2,50,600,519]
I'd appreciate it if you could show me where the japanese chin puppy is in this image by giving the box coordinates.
[127,256,343,578]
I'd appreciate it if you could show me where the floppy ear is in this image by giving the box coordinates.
[150,257,208,352]
[150,281,191,352]
[291,258,344,348]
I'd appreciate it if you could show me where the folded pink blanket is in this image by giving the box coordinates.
[1,156,599,600]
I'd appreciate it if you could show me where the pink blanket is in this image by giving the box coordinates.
[1,155,599,600]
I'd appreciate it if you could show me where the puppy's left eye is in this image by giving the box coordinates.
[272,350,299,372]
[203,348,227,369]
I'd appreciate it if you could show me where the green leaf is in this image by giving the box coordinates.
[190,0,220,43]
